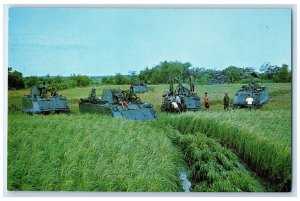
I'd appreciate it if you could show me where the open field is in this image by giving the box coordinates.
[7,83,292,192]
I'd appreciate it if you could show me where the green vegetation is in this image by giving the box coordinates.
[102,61,291,85]
[9,61,291,91]
[24,74,92,90]
[149,121,265,192]
[8,67,25,89]
[159,109,291,191]
[8,114,181,191]
[7,83,292,192]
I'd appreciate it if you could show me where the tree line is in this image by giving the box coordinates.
[102,61,291,85]
[8,68,93,90]
[8,61,291,90]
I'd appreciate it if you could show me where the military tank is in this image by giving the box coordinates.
[22,85,70,114]
[79,88,157,121]
[161,83,201,112]
[233,83,269,108]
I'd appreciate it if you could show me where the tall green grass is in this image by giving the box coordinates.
[148,120,265,192]
[179,133,265,192]
[159,109,291,191]
[8,113,182,191]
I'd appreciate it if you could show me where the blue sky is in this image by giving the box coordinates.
[8,8,291,76]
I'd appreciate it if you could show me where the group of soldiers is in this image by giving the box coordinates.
[39,83,58,98]
[168,74,196,96]
[204,92,231,111]
[203,92,254,111]
[87,87,141,109]
[167,74,255,111]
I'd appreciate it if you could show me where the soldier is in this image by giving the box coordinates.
[128,89,139,102]
[168,78,174,95]
[118,90,129,109]
[223,92,230,111]
[246,94,254,111]
[171,101,180,113]
[51,86,58,96]
[41,86,49,98]
[88,88,97,100]
[175,95,182,109]
[177,79,184,95]
[189,73,195,93]
[204,92,209,110]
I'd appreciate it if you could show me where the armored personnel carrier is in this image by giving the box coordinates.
[233,83,269,108]
[22,85,70,114]
[79,88,157,121]
[161,84,201,112]
[130,82,149,93]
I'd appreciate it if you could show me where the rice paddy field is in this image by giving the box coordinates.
[7,83,292,192]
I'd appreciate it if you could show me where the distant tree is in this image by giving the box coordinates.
[70,74,91,87]
[222,66,244,83]
[196,68,216,84]
[244,67,256,73]
[260,63,280,80]
[182,62,192,81]
[139,67,152,84]
[24,76,40,88]
[53,75,64,84]
[8,67,25,89]
[273,64,291,83]
[101,76,115,85]
[57,79,77,90]
[128,70,139,84]
[260,63,291,83]
[138,60,192,84]
[114,73,130,85]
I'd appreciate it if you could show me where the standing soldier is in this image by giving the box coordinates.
[177,79,184,95]
[246,94,254,111]
[204,92,209,110]
[223,92,230,111]
[189,73,195,93]
[168,78,174,95]
[88,87,97,101]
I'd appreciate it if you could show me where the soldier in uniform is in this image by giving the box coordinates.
[223,92,230,111]
[128,89,140,103]
[51,85,58,96]
[177,79,184,95]
[88,88,97,101]
[168,78,174,95]
[204,92,209,110]
[118,91,129,109]
[189,73,195,93]
[41,86,49,98]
